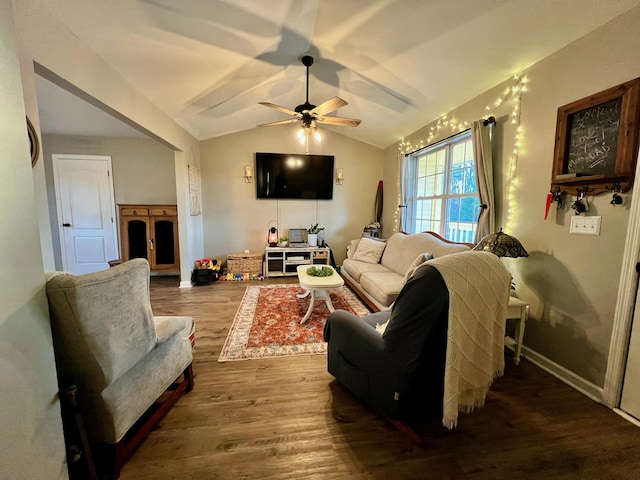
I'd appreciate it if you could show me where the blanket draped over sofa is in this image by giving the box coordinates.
[428,251,511,429]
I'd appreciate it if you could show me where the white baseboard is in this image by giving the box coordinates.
[179,280,192,288]
[521,346,603,403]
[613,408,640,427]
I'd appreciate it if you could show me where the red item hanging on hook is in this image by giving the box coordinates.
[544,193,553,220]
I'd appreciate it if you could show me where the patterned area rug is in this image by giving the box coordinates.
[218,284,370,361]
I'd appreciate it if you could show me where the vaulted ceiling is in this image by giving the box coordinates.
[37,0,640,148]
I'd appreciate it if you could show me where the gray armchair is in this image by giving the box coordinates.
[324,251,511,428]
[46,258,194,479]
[324,264,449,421]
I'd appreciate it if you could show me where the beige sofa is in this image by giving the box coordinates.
[341,231,472,311]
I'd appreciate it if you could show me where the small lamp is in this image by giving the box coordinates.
[473,228,529,258]
[267,221,278,247]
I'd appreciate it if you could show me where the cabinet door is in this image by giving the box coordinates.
[150,216,179,270]
[122,217,150,261]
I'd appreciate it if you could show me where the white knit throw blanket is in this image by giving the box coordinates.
[428,251,511,429]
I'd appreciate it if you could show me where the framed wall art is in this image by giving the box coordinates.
[550,77,640,195]
[27,116,40,167]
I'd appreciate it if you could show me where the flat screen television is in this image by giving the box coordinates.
[255,152,334,200]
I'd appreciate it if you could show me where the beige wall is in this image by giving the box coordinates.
[42,134,177,270]
[384,7,640,388]
[200,125,384,266]
[0,1,67,477]
[3,1,206,475]
[12,0,204,286]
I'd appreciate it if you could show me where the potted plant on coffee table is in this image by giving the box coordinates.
[307,224,324,247]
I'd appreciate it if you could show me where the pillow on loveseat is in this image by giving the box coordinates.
[352,236,387,264]
[402,252,434,283]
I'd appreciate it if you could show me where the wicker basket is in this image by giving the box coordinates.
[227,252,263,275]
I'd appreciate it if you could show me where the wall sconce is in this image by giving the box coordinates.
[335,168,344,185]
[243,165,253,183]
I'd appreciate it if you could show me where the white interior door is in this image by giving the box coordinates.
[53,154,118,274]
[621,276,640,421]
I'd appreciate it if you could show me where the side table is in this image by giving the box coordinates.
[505,296,529,365]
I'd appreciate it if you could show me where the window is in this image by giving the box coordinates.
[405,132,480,243]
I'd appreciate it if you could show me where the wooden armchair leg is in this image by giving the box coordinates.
[185,364,195,392]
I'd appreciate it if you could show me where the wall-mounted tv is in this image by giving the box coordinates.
[255,152,334,200]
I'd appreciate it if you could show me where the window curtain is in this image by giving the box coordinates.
[471,120,495,243]
[398,151,411,232]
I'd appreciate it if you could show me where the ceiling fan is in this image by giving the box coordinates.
[258,55,361,137]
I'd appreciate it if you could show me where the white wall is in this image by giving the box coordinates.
[384,6,640,389]
[0,1,67,477]
[200,125,384,266]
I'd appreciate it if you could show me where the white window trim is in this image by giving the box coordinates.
[405,130,478,242]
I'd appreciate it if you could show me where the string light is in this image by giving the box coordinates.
[396,74,529,233]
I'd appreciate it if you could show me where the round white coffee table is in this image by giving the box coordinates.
[296,264,344,324]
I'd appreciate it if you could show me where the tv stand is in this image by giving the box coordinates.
[265,246,330,278]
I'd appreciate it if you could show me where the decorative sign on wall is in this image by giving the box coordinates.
[188,150,201,216]
[27,116,40,167]
[551,77,640,195]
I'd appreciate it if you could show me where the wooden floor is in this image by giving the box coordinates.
[120,276,640,479]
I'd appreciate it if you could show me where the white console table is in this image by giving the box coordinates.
[505,296,529,365]
[264,246,330,278]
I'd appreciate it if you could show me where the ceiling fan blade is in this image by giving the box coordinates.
[257,118,300,127]
[309,96,348,116]
[259,102,298,116]
[316,116,361,127]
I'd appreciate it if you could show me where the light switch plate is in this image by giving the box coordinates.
[570,215,601,235]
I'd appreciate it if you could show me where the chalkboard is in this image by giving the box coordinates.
[551,77,640,196]
[565,97,621,175]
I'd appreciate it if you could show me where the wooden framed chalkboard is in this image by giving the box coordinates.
[551,77,640,195]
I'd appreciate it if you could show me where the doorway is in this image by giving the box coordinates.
[52,154,118,274]
[621,279,640,421]
[604,145,640,423]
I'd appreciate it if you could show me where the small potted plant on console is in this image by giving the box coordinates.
[307,224,324,247]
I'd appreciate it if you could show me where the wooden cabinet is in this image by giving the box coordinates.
[119,204,179,272]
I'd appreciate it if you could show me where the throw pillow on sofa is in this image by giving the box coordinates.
[352,236,386,264]
[402,252,434,283]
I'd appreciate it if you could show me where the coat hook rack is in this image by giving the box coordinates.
[551,187,565,209]
[606,182,624,193]
[607,182,624,205]
[571,186,589,215]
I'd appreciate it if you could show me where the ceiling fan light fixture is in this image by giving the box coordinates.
[259,55,361,135]
[296,126,307,144]
[312,125,322,142]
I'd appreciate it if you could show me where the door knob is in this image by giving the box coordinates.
[63,223,72,227]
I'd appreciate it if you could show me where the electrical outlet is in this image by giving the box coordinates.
[570,215,601,235]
